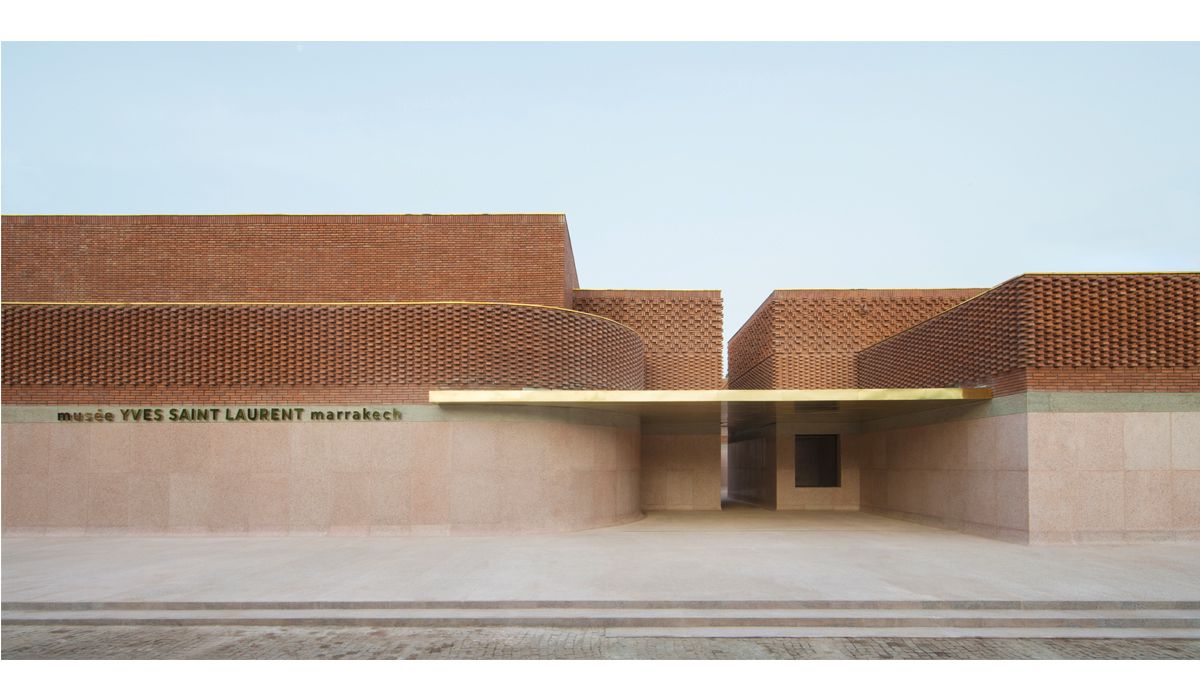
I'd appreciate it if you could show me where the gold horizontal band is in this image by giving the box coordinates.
[430,388,993,404]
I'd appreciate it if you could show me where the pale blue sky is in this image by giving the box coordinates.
[3,42,1198,342]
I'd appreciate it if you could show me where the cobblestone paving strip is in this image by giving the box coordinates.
[4,626,1200,660]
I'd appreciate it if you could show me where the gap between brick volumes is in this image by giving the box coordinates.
[55,407,404,423]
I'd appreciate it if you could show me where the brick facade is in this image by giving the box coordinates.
[1,214,578,308]
[857,274,1200,395]
[728,289,983,389]
[1,302,645,404]
[0,214,682,405]
[573,290,724,390]
[4,214,1196,404]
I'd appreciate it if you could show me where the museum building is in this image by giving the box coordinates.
[1,214,1197,543]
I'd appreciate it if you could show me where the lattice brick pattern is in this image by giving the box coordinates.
[727,300,775,387]
[644,352,725,391]
[1,303,646,403]
[727,356,776,391]
[728,290,981,389]
[772,353,859,389]
[772,292,981,353]
[1026,275,1199,368]
[573,291,723,389]
[856,274,1200,393]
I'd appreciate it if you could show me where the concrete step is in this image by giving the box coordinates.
[6,599,1199,611]
[605,626,1200,639]
[5,601,1200,638]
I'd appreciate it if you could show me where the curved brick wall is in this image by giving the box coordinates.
[857,274,1200,394]
[1,303,646,404]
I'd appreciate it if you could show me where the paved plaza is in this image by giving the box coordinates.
[5,510,1200,604]
[5,510,1200,659]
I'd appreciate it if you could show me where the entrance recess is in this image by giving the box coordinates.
[430,388,992,514]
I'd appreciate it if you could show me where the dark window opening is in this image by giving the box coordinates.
[794,434,840,488]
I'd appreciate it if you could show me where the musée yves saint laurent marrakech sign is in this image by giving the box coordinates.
[55,407,403,423]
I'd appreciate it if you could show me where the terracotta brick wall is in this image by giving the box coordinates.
[562,224,580,308]
[1,303,645,404]
[573,290,723,389]
[1,214,578,308]
[727,297,775,388]
[728,289,983,389]
[857,274,1200,394]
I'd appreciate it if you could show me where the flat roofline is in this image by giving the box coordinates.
[769,287,989,292]
[430,388,993,404]
[1018,271,1199,276]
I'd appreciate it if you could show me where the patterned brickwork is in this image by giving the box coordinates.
[727,358,776,391]
[1,303,646,404]
[573,290,723,389]
[728,289,983,389]
[1,215,577,308]
[857,274,1200,395]
[726,298,775,386]
[772,353,859,389]
[1026,275,1197,368]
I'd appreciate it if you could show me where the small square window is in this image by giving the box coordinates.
[794,434,840,488]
